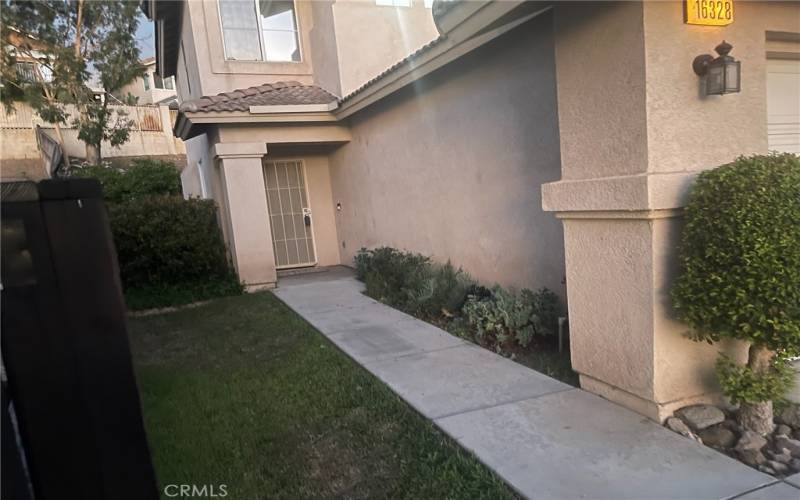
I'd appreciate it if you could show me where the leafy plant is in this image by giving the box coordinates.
[672,153,800,434]
[78,160,241,309]
[74,159,181,203]
[716,355,794,406]
[108,196,234,289]
[463,286,560,351]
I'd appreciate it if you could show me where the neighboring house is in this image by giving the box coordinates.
[117,57,178,106]
[144,0,800,422]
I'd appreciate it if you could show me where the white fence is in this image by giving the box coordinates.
[0,103,184,161]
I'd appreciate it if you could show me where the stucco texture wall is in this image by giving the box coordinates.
[329,13,566,296]
[643,1,800,173]
[331,0,439,95]
[554,1,649,181]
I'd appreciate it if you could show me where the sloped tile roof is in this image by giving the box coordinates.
[178,81,338,113]
[339,35,446,104]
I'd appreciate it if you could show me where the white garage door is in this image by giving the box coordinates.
[767,58,800,154]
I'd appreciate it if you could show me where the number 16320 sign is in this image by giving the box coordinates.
[685,0,734,26]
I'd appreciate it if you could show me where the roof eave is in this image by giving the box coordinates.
[175,109,340,141]
[335,1,552,120]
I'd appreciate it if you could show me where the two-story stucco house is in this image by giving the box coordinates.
[143,0,800,423]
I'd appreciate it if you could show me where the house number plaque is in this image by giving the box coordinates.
[685,0,734,26]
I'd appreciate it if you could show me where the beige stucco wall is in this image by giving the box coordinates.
[643,1,800,173]
[329,12,566,296]
[172,0,438,102]
[118,65,177,105]
[329,0,439,95]
[553,1,649,181]
[547,0,800,420]
[175,0,318,102]
[0,127,184,162]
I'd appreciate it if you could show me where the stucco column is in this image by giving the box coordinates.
[212,142,276,290]
[541,0,787,421]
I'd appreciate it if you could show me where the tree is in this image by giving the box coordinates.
[672,153,800,435]
[1,0,145,165]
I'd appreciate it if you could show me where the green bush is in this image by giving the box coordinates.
[75,158,181,203]
[76,159,241,310]
[354,247,475,318]
[109,196,236,289]
[463,286,560,350]
[672,153,800,432]
[354,246,562,351]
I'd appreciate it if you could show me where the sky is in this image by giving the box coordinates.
[136,13,155,60]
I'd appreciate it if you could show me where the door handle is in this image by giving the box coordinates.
[303,208,312,227]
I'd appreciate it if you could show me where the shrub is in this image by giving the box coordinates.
[354,247,475,319]
[108,196,235,288]
[77,159,240,310]
[463,286,560,351]
[355,247,432,313]
[75,158,181,203]
[407,261,476,318]
[672,153,800,434]
[354,246,563,354]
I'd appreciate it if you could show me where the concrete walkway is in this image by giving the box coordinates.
[273,267,799,500]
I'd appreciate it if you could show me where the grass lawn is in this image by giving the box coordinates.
[129,292,518,499]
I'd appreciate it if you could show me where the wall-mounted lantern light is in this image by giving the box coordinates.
[693,41,741,96]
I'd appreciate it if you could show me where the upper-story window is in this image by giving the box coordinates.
[143,74,151,91]
[219,0,301,62]
[375,0,412,6]
[154,74,175,90]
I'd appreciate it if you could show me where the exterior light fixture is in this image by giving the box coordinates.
[693,41,741,95]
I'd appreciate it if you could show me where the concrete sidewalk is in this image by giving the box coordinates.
[273,267,798,500]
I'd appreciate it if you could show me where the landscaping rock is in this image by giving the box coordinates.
[720,419,741,433]
[675,404,726,431]
[766,448,793,465]
[758,464,775,475]
[775,436,800,457]
[735,431,767,467]
[774,424,792,437]
[778,405,800,428]
[665,417,702,443]
[698,425,737,448]
[765,459,790,475]
[790,458,800,472]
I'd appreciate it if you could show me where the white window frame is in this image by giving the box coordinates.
[218,0,303,63]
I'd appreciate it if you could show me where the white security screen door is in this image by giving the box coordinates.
[263,160,317,268]
[767,58,800,154]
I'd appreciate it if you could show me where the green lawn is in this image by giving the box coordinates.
[129,292,518,499]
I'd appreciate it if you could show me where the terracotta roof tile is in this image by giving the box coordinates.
[179,81,338,113]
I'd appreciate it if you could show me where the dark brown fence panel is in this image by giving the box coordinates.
[1,179,159,500]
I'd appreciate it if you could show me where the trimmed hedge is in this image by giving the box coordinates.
[76,159,242,310]
[108,196,234,288]
[75,159,181,203]
[672,153,800,430]
[673,153,800,354]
